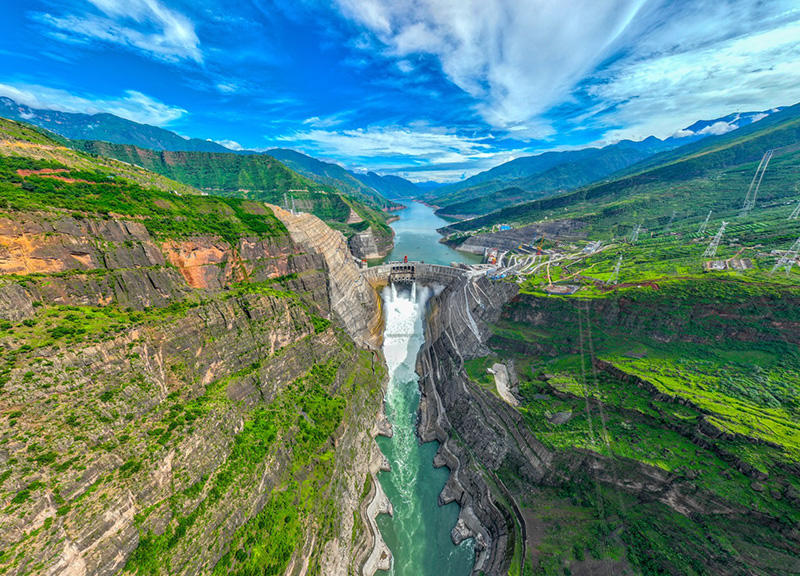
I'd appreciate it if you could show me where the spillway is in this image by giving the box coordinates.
[375,283,475,576]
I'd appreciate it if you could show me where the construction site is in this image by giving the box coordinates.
[458,147,800,295]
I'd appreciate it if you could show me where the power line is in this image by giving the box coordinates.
[697,210,712,235]
[740,150,773,216]
[629,223,642,244]
[607,254,622,285]
[789,201,800,221]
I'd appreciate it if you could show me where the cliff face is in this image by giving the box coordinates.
[419,280,800,575]
[0,205,386,575]
[415,274,527,574]
[348,228,393,261]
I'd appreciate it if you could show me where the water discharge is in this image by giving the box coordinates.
[375,283,474,575]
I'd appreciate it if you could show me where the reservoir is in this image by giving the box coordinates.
[380,201,482,266]
[375,201,476,575]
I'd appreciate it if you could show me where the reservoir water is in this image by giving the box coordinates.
[380,201,482,266]
[375,201,476,575]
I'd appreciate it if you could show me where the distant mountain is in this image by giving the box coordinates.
[442,101,800,237]
[0,97,232,153]
[414,181,448,192]
[429,137,674,218]
[351,171,419,199]
[267,148,412,206]
[426,110,781,219]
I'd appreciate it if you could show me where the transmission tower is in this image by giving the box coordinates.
[702,221,727,258]
[629,223,642,244]
[664,210,677,233]
[740,150,773,216]
[291,197,297,215]
[607,254,623,285]
[770,236,800,275]
[283,192,289,210]
[697,210,712,235]
[789,201,800,221]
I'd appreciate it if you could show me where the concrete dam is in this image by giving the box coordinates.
[361,261,478,289]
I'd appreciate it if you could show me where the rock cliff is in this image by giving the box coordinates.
[0,204,387,575]
[414,274,531,574]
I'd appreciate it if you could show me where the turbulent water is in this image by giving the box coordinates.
[376,284,475,576]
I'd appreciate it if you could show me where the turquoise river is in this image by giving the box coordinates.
[375,202,477,576]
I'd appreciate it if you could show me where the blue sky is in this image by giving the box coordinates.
[1,0,799,181]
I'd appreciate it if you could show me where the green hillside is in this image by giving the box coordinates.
[443,102,800,239]
[0,114,384,576]
[442,104,800,575]
[428,138,673,217]
[73,139,392,240]
[267,148,409,206]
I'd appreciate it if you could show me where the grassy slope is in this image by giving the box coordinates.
[444,102,800,237]
[74,139,394,241]
[0,118,201,197]
[453,105,800,574]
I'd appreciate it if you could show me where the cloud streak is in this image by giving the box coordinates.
[273,124,528,181]
[332,0,647,131]
[0,83,186,126]
[35,0,202,63]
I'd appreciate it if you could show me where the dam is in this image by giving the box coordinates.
[361,261,478,288]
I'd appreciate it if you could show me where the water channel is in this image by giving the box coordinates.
[375,201,476,576]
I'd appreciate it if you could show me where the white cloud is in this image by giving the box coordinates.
[332,0,647,130]
[589,15,800,141]
[215,139,243,150]
[0,83,186,126]
[697,121,738,136]
[671,129,695,139]
[35,0,201,63]
[273,124,529,181]
[332,0,800,146]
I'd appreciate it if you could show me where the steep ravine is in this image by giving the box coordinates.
[0,206,390,575]
[412,278,800,575]
[416,274,525,575]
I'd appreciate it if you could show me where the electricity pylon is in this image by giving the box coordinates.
[789,201,800,220]
[629,223,642,244]
[607,254,623,285]
[740,150,773,216]
[697,210,712,235]
[703,221,727,258]
[770,236,800,275]
[664,210,677,233]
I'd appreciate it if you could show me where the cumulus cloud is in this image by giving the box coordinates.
[35,0,202,63]
[697,121,738,136]
[215,139,244,150]
[332,0,647,130]
[0,83,186,126]
[331,0,800,146]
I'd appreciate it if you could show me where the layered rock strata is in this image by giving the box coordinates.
[0,206,387,575]
[414,273,544,574]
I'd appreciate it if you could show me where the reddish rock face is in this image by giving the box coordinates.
[0,214,161,275]
[162,240,234,289]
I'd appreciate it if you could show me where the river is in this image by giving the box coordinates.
[379,201,482,266]
[375,201,476,576]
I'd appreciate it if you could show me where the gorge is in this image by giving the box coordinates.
[2,115,800,576]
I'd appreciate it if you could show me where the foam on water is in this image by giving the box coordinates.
[376,284,474,576]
